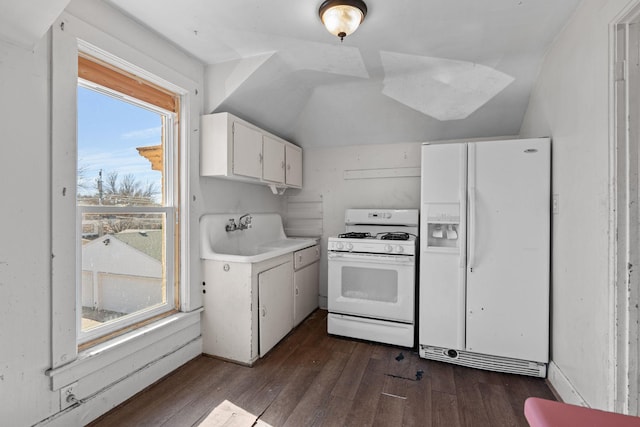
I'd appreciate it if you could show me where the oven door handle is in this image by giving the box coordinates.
[328,252,415,265]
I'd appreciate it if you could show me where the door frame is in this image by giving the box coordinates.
[611,0,640,414]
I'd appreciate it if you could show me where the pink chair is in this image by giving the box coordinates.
[524,397,640,427]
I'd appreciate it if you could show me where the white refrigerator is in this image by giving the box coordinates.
[419,138,550,377]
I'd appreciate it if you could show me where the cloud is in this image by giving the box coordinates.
[121,126,162,140]
[78,147,161,183]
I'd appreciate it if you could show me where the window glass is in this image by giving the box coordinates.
[77,86,163,207]
[77,60,178,344]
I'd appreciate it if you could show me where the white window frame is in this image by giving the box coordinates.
[75,77,179,345]
[50,12,197,379]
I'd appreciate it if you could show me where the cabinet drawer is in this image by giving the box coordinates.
[294,244,320,270]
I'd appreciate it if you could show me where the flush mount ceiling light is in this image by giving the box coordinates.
[319,0,367,42]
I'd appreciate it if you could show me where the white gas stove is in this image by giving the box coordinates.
[327,208,419,347]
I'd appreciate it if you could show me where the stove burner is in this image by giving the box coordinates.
[338,232,372,239]
[380,232,410,241]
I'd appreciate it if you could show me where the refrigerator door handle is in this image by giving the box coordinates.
[467,143,477,273]
[468,185,476,272]
[459,145,468,270]
[458,143,468,348]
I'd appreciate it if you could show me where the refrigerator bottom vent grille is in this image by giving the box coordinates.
[419,345,547,378]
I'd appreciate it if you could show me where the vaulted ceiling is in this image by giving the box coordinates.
[107,1,580,147]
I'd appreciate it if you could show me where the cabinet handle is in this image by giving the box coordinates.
[295,288,299,295]
[259,153,263,164]
[298,255,303,263]
[281,160,285,169]
[261,307,266,317]
[287,163,291,171]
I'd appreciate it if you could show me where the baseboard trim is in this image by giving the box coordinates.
[547,360,589,407]
[36,337,202,426]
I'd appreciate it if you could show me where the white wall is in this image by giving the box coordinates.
[199,178,284,216]
[295,138,518,306]
[519,0,633,410]
[295,142,423,305]
[0,1,286,425]
[0,27,58,426]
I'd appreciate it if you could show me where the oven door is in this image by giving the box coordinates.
[327,251,415,323]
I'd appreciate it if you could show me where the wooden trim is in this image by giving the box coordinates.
[136,145,163,172]
[78,54,178,113]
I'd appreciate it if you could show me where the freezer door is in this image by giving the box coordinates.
[419,143,467,350]
[465,138,550,363]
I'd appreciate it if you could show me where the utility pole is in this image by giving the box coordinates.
[97,169,103,205]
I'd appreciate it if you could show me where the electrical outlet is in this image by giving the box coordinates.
[60,382,78,410]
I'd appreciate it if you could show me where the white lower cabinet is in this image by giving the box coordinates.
[202,249,316,365]
[293,244,320,326]
[258,262,293,356]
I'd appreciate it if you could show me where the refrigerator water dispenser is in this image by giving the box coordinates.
[427,223,459,248]
[424,203,460,250]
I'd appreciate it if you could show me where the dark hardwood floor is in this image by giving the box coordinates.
[89,310,555,426]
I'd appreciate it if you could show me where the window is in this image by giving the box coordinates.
[76,55,180,345]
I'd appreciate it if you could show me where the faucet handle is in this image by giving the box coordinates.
[238,214,252,229]
[225,218,237,232]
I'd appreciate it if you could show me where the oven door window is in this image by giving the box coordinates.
[342,266,398,302]
[328,254,415,323]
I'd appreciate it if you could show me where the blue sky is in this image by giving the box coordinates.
[77,86,163,195]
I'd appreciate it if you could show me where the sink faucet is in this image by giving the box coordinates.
[225,218,237,232]
[225,214,252,232]
[238,213,252,230]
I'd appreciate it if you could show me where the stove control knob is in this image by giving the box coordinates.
[336,242,344,250]
[346,243,354,251]
[384,244,393,253]
[396,245,404,254]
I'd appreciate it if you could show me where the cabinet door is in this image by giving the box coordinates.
[232,121,263,179]
[262,135,285,183]
[258,262,293,357]
[294,262,319,326]
[285,144,302,187]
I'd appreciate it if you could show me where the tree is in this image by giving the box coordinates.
[78,169,160,206]
[78,168,162,236]
[77,164,92,193]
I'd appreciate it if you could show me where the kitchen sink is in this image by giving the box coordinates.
[200,213,315,263]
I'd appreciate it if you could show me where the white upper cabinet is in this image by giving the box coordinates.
[285,143,302,188]
[201,112,302,191]
[232,121,263,179]
[262,135,285,183]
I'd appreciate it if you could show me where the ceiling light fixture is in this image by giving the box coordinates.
[319,0,367,42]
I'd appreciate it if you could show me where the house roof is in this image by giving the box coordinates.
[114,230,163,262]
